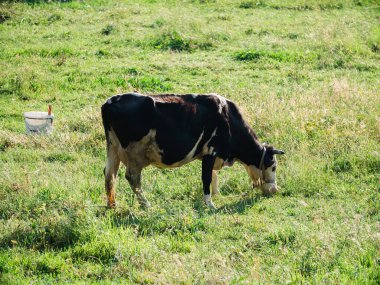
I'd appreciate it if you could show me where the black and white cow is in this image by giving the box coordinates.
[101,93,284,209]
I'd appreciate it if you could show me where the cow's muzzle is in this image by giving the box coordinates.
[261,182,278,195]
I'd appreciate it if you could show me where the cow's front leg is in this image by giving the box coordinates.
[202,155,216,209]
[125,166,151,209]
[211,170,220,196]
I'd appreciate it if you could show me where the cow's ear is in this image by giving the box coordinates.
[273,149,285,155]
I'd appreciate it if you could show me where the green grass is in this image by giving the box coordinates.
[0,0,379,284]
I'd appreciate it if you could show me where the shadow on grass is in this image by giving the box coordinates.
[216,192,265,214]
[106,206,207,237]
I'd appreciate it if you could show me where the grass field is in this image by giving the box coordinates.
[0,0,379,284]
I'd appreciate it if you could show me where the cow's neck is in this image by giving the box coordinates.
[229,119,263,168]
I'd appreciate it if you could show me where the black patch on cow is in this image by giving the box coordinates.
[101,93,156,148]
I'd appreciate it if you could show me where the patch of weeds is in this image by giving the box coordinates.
[28,74,41,93]
[149,30,215,52]
[196,40,214,50]
[265,227,297,246]
[245,28,254,35]
[0,210,87,250]
[368,27,380,53]
[191,0,216,3]
[234,50,261,61]
[0,74,33,100]
[0,75,21,97]
[354,0,380,6]
[127,76,172,92]
[328,153,379,177]
[147,18,165,28]
[35,257,65,276]
[44,152,75,163]
[101,24,114,36]
[67,120,91,133]
[272,4,314,11]
[111,210,206,237]
[55,55,66,66]
[125,67,139,76]
[354,63,377,72]
[258,30,270,36]
[319,3,344,10]
[95,49,110,57]
[287,70,306,83]
[162,238,193,253]
[72,240,117,264]
[0,253,8,274]
[208,32,230,42]
[0,8,11,24]
[39,47,74,58]
[233,49,300,63]
[304,117,334,139]
[331,158,353,173]
[299,249,318,277]
[239,1,266,9]
[358,155,380,174]
[151,30,191,51]
[333,58,345,68]
[181,66,206,76]
[288,33,299,39]
[47,13,61,24]
[154,18,165,27]
[0,137,12,152]
[217,14,230,21]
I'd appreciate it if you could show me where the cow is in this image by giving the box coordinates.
[101,92,284,209]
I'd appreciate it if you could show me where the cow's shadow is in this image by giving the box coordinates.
[215,192,265,214]
[101,191,268,234]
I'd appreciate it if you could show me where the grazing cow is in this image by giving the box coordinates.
[101,93,284,209]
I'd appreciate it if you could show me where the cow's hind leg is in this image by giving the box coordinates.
[105,147,120,208]
[125,165,151,209]
[211,170,220,196]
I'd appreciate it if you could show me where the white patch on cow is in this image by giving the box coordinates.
[243,163,262,187]
[241,160,278,194]
[116,128,208,169]
[210,93,227,114]
[183,131,204,161]
[261,160,278,194]
[263,160,277,183]
[202,128,217,155]
[106,94,122,105]
[204,194,216,209]
[117,129,162,168]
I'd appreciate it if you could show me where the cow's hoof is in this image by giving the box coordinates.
[204,194,216,210]
[139,200,151,209]
[207,202,217,210]
[107,202,116,209]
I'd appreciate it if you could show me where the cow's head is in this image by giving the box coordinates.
[244,144,285,195]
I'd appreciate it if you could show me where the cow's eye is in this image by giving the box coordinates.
[272,166,276,172]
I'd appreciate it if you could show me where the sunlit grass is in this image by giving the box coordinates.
[0,0,379,284]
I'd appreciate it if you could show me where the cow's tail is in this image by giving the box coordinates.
[101,102,111,150]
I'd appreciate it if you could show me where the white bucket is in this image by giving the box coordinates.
[24,111,54,135]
